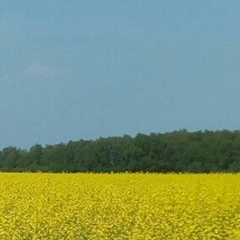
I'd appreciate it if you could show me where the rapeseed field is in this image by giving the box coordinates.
[0,173,239,239]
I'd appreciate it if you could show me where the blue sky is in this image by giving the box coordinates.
[1,1,240,149]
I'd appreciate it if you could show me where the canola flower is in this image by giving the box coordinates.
[0,173,239,239]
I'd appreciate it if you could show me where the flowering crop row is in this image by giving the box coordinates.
[0,173,240,239]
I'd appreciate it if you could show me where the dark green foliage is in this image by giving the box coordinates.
[1,130,240,173]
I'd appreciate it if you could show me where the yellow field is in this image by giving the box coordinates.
[0,173,240,239]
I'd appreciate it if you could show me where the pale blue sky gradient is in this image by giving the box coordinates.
[1,1,240,149]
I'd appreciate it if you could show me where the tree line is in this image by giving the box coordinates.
[0,130,240,173]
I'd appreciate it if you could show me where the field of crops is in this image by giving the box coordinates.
[0,173,240,239]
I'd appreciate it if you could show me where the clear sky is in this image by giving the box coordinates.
[1,1,240,149]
